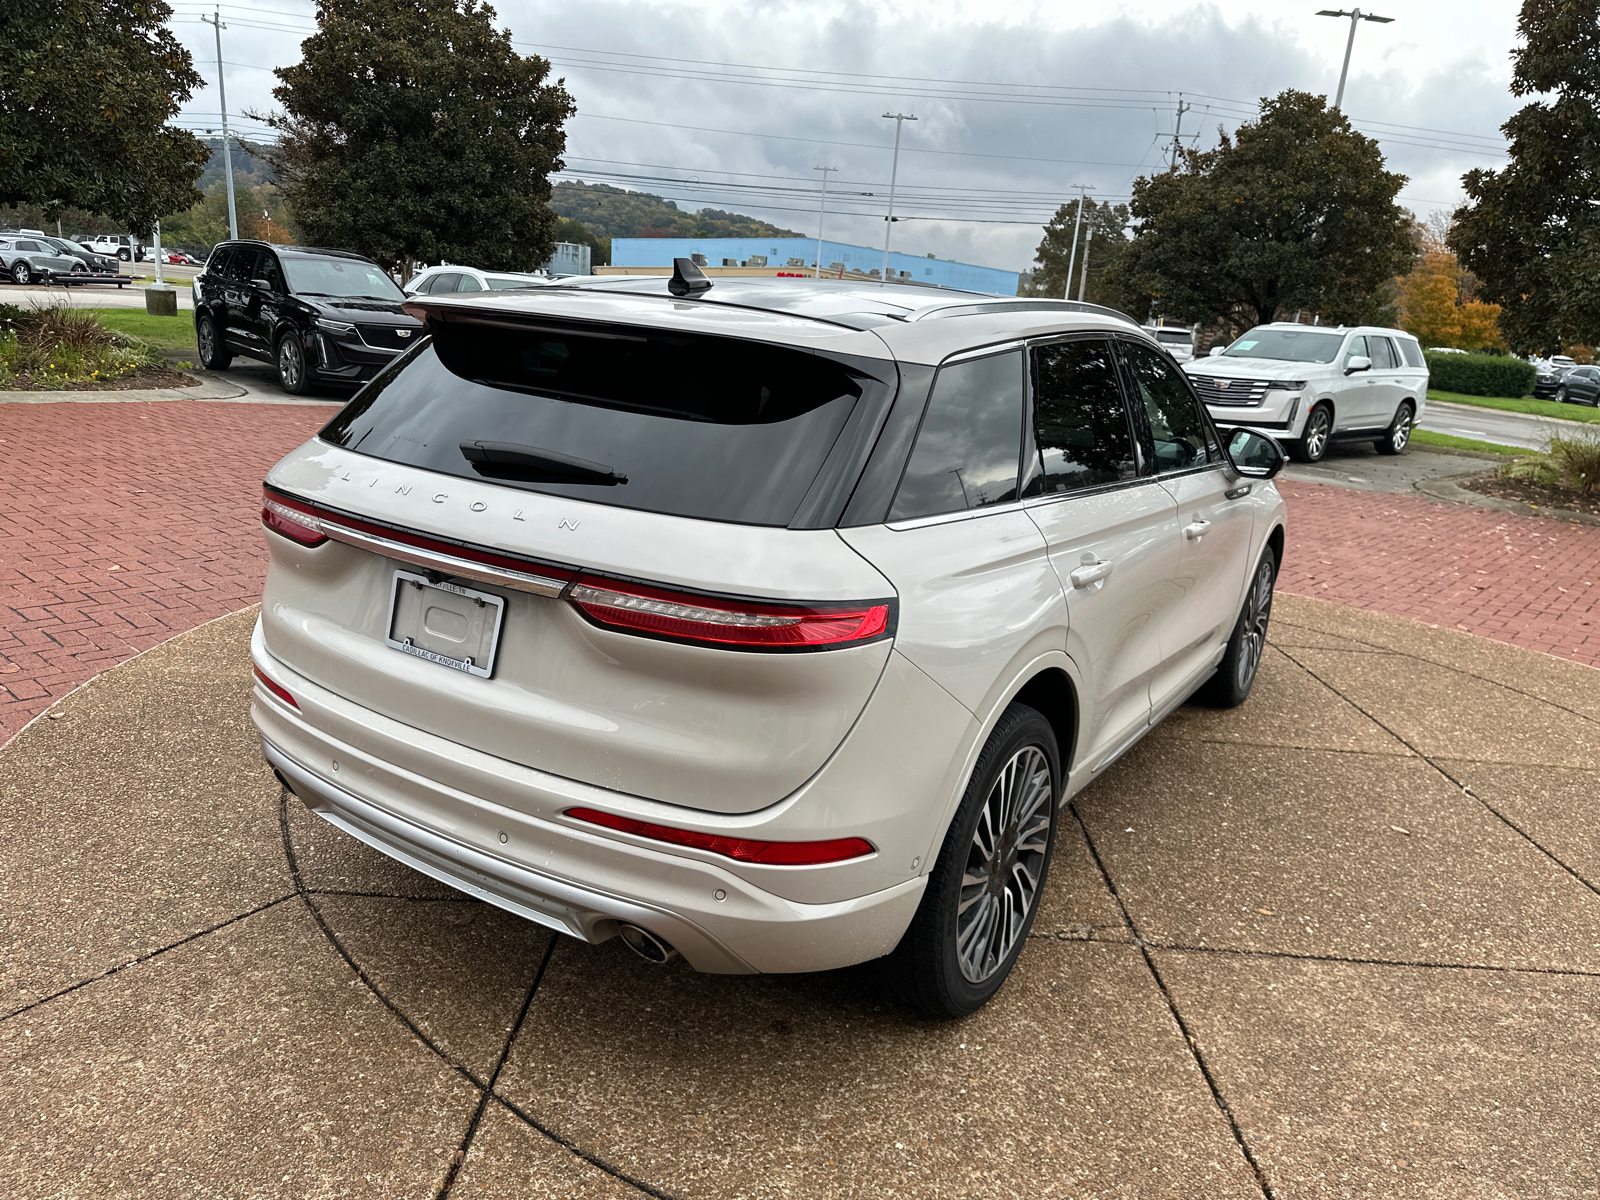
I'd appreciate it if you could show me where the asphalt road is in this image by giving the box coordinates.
[1418,397,1594,450]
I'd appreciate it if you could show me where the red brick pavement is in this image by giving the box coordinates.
[0,401,327,740]
[3,404,1598,746]
[1276,479,1600,668]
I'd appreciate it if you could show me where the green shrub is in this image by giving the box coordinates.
[1423,351,1537,398]
[1504,430,1600,494]
[0,301,160,389]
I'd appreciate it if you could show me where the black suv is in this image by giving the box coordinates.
[192,241,422,394]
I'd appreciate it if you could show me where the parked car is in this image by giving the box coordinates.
[1185,323,1429,462]
[1148,324,1195,363]
[35,235,118,274]
[0,235,83,284]
[1533,363,1576,400]
[253,268,1288,1016]
[192,240,424,395]
[1542,363,1600,405]
[404,263,550,294]
[80,234,144,261]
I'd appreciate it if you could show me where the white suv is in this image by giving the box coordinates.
[404,263,549,294]
[1184,323,1429,462]
[252,268,1288,1016]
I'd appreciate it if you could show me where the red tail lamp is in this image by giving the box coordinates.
[252,664,299,709]
[566,574,890,651]
[565,807,874,866]
[261,487,326,546]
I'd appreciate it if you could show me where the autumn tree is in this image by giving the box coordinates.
[0,0,208,231]
[1025,197,1129,306]
[1451,0,1600,354]
[1119,90,1413,334]
[262,0,574,278]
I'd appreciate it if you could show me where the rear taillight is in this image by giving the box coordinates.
[261,487,325,546]
[566,574,891,651]
[252,664,299,708]
[565,807,874,866]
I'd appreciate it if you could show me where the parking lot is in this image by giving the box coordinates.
[0,391,1597,1196]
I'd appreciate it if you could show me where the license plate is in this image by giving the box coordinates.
[385,570,505,678]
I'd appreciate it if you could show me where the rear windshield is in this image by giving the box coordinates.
[320,321,876,526]
[1223,328,1344,363]
[1154,329,1191,344]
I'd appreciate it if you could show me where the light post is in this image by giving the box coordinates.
[201,6,239,240]
[813,165,837,279]
[881,112,917,284]
[1316,8,1393,110]
[1062,184,1093,300]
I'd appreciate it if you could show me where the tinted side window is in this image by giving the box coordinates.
[256,251,284,291]
[1023,340,1137,497]
[1368,337,1397,370]
[431,272,463,293]
[455,274,485,293]
[1344,335,1368,366]
[207,246,235,278]
[1397,339,1425,369]
[889,351,1023,521]
[1122,341,1212,473]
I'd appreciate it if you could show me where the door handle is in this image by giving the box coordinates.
[1183,517,1211,541]
[1225,483,1252,500]
[1069,557,1114,589]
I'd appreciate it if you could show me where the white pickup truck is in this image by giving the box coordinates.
[1183,323,1430,463]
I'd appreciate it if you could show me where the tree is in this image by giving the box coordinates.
[551,181,802,241]
[1119,90,1413,334]
[1394,250,1506,350]
[0,0,208,231]
[1024,197,1129,306]
[1450,1,1600,354]
[262,0,574,279]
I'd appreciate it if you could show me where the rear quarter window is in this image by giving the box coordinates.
[320,321,890,527]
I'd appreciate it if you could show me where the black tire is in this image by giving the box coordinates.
[892,703,1060,1018]
[71,261,86,274]
[195,313,231,370]
[11,260,32,286]
[1375,400,1415,456]
[117,249,130,261]
[1556,386,1570,403]
[1289,403,1332,463]
[276,331,311,395]
[1197,546,1278,708]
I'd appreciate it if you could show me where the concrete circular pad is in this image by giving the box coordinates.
[3,597,1598,1197]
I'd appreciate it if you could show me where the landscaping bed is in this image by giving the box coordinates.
[0,302,186,390]
[1461,474,1600,519]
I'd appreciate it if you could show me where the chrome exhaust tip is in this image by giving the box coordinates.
[617,923,679,964]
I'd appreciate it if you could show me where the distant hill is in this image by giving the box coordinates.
[197,138,276,191]
[553,180,802,241]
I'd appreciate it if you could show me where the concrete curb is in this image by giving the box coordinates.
[1414,470,1600,527]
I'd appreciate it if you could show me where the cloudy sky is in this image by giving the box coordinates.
[163,0,1525,271]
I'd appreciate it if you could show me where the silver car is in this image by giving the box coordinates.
[254,267,1288,1016]
[0,235,81,285]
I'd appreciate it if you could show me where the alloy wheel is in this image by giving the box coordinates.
[278,337,304,390]
[1557,387,1569,403]
[1391,409,1413,452]
[957,745,1053,984]
[12,262,30,285]
[1235,555,1275,693]
[1305,409,1331,460]
[198,319,215,364]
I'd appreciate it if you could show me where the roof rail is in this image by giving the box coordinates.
[910,298,1140,326]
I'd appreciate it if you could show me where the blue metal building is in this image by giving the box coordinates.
[608,237,1018,295]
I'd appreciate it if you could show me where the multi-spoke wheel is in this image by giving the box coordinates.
[1376,401,1414,456]
[276,332,310,395]
[894,703,1060,1017]
[10,260,32,286]
[1290,404,1332,463]
[196,313,231,370]
[1199,546,1278,708]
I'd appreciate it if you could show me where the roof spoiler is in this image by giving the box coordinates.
[668,257,712,298]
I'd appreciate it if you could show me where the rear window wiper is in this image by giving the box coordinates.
[460,441,627,486]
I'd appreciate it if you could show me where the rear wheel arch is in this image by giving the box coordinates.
[1011,668,1078,777]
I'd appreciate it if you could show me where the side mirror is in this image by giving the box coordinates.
[1344,355,1371,375]
[1208,346,1225,357]
[250,277,274,292]
[1224,428,1285,480]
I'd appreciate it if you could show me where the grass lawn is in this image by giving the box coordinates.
[93,309,195,355]
[1427,388,1600,425]
[1411,428,1524,456]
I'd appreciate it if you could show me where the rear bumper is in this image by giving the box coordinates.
[253,633,926,974]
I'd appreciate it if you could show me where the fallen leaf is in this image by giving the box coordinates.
[1390,825,1411,836]
[1256,908,1274,915]
[0,664,17,674]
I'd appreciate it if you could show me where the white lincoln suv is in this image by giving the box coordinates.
[252,267,1288,1016]
[1184,323,1429,463]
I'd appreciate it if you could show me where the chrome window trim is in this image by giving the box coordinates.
[1020,472,1172,512]
[318,517,568,597]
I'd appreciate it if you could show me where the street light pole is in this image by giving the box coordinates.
[813,165,837,279]
[881,112,916,284]
[201,6,239,240]
[1078,226,1094,302]
[1063,184,1093,300]
[1316,8,1394,110]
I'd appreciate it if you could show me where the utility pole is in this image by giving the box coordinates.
[880,112,917,284]
[813,165,838,279]
[1078,226,1094,302]
[1317,8,1394,110]
[202,6,239,240]
[1169,93,1191,169]
[1062,185,1093,300]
